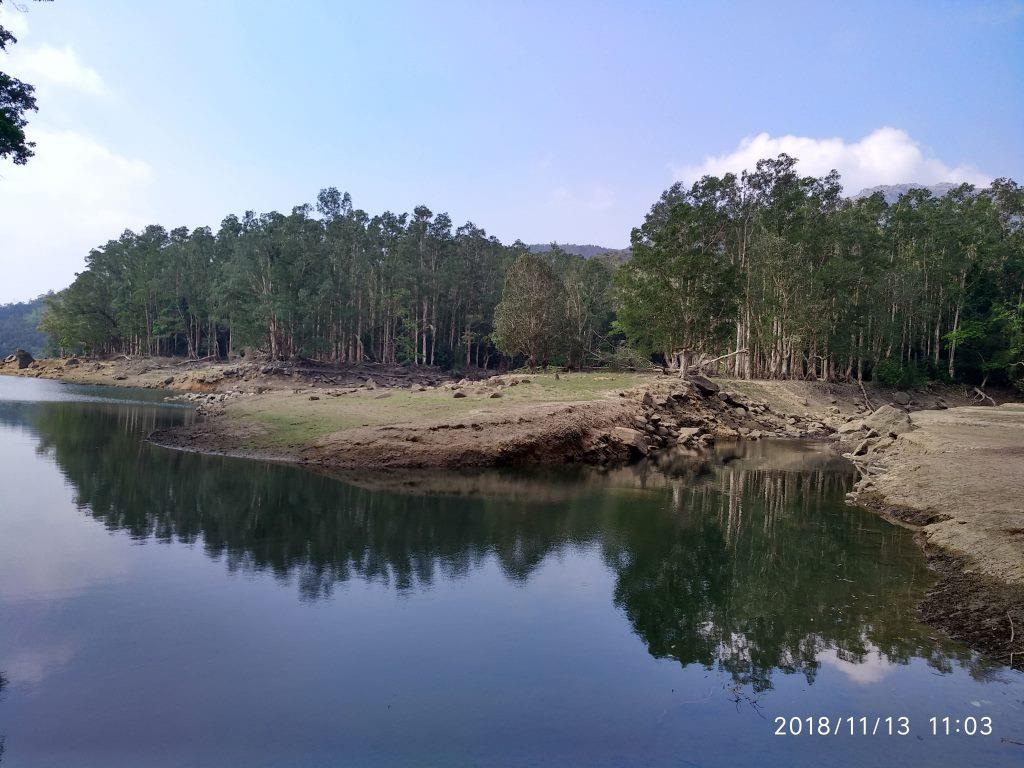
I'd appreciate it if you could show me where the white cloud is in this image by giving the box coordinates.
[0,128,154,302]
[0,3,30,38]
[817,646,894,685]
[14,43,106,95]
[671,127,991,195]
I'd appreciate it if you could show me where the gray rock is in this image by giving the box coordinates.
[686,374,720,396]
[452,391,467,398]
[612,427,651,456]
[863,404,914,437]
[893,391,911,406]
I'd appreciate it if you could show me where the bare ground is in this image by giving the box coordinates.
[848,405,1024,669]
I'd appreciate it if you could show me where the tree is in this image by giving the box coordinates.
[0,1,37,165]
[492,253,566,367]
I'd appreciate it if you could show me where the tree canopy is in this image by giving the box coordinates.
[0,1,37,165]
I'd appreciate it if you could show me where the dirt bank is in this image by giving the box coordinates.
[846,405,1024,669]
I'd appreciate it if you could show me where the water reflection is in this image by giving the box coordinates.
[0,395,984,696]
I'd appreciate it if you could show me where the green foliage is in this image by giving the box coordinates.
[0,7,37,164]
[597,342,654,371]
[872,358,925,389]
[0,296,47,355]
[39,191,614,370]
[492,253,567,367]
[618,158,1023,386]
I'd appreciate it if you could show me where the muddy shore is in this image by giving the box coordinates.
[847,405,1024,669]
[3,354,1022,667]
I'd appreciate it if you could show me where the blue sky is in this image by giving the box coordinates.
[1,0,1022,302]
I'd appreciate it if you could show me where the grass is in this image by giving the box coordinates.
[226,371,647,447]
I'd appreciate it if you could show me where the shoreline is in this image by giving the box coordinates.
[3,356,1022,667]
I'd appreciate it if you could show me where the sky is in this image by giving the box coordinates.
[0,0,1022,303]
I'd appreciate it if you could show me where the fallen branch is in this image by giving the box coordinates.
[973,387,996,406]
[686,348,747,376]
[857,378,873,411]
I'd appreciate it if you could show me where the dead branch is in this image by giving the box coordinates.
[687,348,747,375]
[973,387,996,406]
[857,378,873,411]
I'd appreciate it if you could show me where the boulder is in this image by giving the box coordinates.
[893,391,911,406]
[612,427,651,457]
[686,374,720,396]
[863,404,914,438]
[837,420,865,434]
[5,348,34,369]
[676,427,701,443]
[452,391,467,398]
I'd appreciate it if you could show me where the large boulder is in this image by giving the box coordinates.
[612,427,651,457]
[686,374,720,396]
[3,348,34,369]
[893,390,911,406]
[863,404,914,438]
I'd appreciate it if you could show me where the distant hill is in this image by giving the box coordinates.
[0,296,49,356]
[528,243,631,265]
[853,182,961,204]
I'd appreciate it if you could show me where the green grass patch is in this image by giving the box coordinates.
[227,371,647,447]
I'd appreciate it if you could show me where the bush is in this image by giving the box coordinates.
[598,343,654,371]
[872,358,926,389]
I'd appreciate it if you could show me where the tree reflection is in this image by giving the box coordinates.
[3,400,985,692]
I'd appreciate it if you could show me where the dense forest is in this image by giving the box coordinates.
[40,190,614,370]
[37,155,1024,389]
[0,296,47,355]
[617,156,1023,388]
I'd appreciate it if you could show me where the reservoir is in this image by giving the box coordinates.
[0,376,1021,767]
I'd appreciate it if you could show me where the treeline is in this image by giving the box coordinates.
[38,157,1024,388]
[0,295,47,355]
[616,156,1024,388]
[41,190,613,370]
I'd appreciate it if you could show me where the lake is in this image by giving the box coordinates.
[0,376,1021,767]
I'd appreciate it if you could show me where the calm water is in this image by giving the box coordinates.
[0,376,1021,767]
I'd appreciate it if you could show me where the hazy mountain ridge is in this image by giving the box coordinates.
[853,182,962,204]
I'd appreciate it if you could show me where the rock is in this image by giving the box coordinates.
[163,376,174,385]
[676,427,701,443]
[374,392,392,399]
[863,404,914,438]
[308,395,320,401]
[453,391,467,398]
[686,374,720,396]
[837,420,865,434]
[65,358,80,367]
[5,348,34,369]
[852,437,877,456]
[113,374,128,381]
[489,391,503,398]
[893,391,911,406]
[612,427,651,457]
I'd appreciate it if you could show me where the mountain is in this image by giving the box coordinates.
[528,243,632,265]
[852,182,961,204]
[0,296,49,356]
